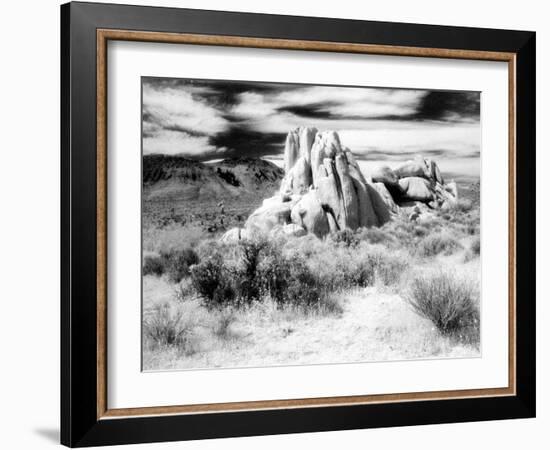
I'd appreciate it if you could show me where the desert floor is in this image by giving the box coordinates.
[142,221,481,371]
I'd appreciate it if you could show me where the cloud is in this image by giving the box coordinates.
[141,77,481,175]
[338,121,480,156]
[143,131,217,156]
[142,81,231,156]
[143,84,229,135]
[230,92,278,118]
[231,86,426,124]
[277,87,425,118]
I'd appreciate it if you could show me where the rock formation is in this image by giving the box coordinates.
[389,155,458,210]
[221,127,459,242]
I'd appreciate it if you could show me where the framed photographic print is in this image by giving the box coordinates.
[60,1,536,447]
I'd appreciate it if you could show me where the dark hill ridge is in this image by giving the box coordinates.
[143,155,284,192]
[143,154,211,184]
[142,155,284,229]
[214,157,283,188]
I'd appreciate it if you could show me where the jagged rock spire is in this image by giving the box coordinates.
[223,127,458,242]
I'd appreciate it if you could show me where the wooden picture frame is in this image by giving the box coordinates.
[61,1,535,447]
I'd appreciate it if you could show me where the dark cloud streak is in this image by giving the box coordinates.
[142,77,480,164]
[209,125,286,160]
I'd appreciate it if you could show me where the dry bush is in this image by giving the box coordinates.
[284,256,331,307]
[283,233,324,258]
[195,238,241,263]
[356,227,397,247]
[329,229,360,247]
[213,309,237,340]
[190,255,236,309]
[190,237,339,312]
[234,239,270,304]
[143,302,195,351]
[417,232,463,257]
[174,278,197,302]
[142,247,199,282]
[407,271,479,345]
[449,198,473,213]
[366,245,410,286]
[463,236,481,263]
[304,241,372,291]
[161,248,199,283]
[258,245,294,304]
[189,233,408,313]
[470,236,481,256]
[143,255,164,276]
[307,241,409,290]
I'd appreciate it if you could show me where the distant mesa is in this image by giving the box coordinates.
[223,126,459,241]
[142,154,284,203]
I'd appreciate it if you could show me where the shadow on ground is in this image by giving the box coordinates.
[34,428,59,444]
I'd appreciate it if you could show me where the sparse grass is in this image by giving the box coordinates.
[143,302,195,350]
[407,271,479,346]
[448,198,473,213]
[213,309,236,340]
[356,227,396,246]
[367,246,410,286]
[143,283,478,371]
[417,232,463,257]
[143,223,206,254]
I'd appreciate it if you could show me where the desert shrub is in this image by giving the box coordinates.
[470,236,481,255]
[189,232,411,309]
[305,244,367,291]
[258,244,331,308]
[213,309,236,340]
[143,255,164,276]
[234,239,270,303]
[450,198,473,213]
[343,254,376,288]
[413,225,429,238]
[190,256,236,309]
[370,215,432,251]
[407,272,479,345]
[283,233,325,259]
[330,229,359,247]
[258,246,292,304]
[174,278,196,302]
[415,216,445,235]
[192,239,277,308]
[463,224,479,235]
[284,256,328,307]
[143,303,194,349]
[143,223,206,254]
[193,236,338,310]
[367,248,410,286]
[309,241,409,291]
[356,227,396,246]
[195,238,240,264]
[161,248,199,283]
[417,233,462,257]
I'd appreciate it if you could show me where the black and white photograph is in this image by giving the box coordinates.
[141,77,482,371]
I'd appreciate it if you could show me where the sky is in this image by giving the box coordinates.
[142,77,481,179]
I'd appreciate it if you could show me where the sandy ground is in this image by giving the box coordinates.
[142,276,479,371]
